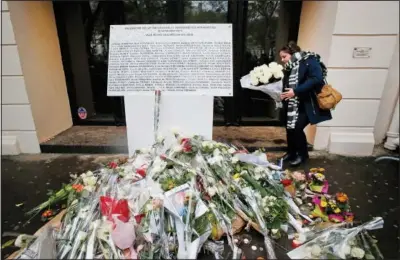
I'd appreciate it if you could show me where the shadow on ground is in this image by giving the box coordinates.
[1,154,399,259]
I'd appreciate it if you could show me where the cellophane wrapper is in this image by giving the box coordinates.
[287,217,384,259]
[240,74,283,108]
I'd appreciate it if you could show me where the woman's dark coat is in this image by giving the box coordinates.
[283,56,332,125]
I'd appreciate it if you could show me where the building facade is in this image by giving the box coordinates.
[1,1,399,156]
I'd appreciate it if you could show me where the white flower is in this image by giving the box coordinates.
[271,229,279,234]
[269,201,274,206]
[70,174,78,179]
[310,245,322,257]
[260,64,270,73]
[207,186,217,197]
[171,127,180,135]
[268,62,279,69]
[273,70,284,79]
[146,203,153,211]
[209,203,216,208]
[259,70,272,84]
[254,172,262,180]
[264,207,270,213]
[228,147,236,154]
[83,176,97,187]
[250,74,259,86]
[255,166,264,174]
[342,244,351,256]
[350,247,365,259]
[231,156,239,164]
[156,134,165,143]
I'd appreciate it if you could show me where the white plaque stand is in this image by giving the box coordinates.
[125,95,213,155]
[107,24,232,156]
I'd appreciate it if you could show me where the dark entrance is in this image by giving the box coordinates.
[53,0,301,127]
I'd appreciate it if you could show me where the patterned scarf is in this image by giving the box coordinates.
[284,51,327,129]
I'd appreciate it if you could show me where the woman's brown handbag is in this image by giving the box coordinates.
[316,84,342,110]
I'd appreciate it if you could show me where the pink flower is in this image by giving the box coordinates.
[292,171,306,181]
[328,214,344,223]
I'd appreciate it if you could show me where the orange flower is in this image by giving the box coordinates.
[42,209,53,218]
[346,214,354,222]
[72,184,84,192]
[336,192,349,203]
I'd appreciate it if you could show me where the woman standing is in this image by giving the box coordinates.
[279,42,332,167]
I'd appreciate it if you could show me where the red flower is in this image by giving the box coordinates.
[108,161,118,169]
[136,167,146,178]
[42,210,53,218]
[180,138,189,144]
[100,196,130,222]
[134,213,145,224]
[281,179,293,187]
[181,139,192,152]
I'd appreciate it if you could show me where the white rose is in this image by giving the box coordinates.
[207,186,217,197]
[259,70,272,84]
[254,66,262,73]
[310,245,322,257]
[250,74,259,86]
[231,156,239,164]
[273,70,284,79]
[350,247,365,259]
[268,62,279,69]
[342,244,351,256]
[83,176,97,186]
[156,134,165,143]
[171,127,180,135]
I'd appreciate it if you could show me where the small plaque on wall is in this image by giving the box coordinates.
[353,47,371,58]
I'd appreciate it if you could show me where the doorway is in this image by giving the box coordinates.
[53,0,301,127]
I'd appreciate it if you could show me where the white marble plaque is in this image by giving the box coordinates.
[107,24,233,96]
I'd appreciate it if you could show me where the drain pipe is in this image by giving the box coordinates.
[384,97,399,150]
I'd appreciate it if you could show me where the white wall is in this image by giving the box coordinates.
[298,1,399,156]
[1,1,40,154]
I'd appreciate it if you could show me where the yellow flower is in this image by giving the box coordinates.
[334,208,341,214]
[233,173,241,180]
[320,201,327,207]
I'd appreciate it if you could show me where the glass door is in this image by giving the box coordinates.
[236,0,302,126]
[181,0,231,126]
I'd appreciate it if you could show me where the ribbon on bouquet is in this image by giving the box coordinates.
[154,90,161,143]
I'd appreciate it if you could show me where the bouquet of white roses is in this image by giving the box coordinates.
[240,62,285,108]
[249,62,284,86]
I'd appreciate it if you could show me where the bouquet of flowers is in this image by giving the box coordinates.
[287,217,384,259]
[240,62,285,108]
[15,132,385,260]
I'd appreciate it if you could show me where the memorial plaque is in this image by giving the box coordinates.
[107,24,233,96]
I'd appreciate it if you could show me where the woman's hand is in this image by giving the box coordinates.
[281,88,295,100]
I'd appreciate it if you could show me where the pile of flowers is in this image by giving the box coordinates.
[249,62,284,86]
[11,133,384,260]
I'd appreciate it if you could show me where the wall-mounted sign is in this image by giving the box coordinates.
[77,107,87,119]
[107,24,233,97]
[353,47,371,58]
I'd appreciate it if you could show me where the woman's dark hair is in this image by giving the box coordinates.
[280,41,301,55]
